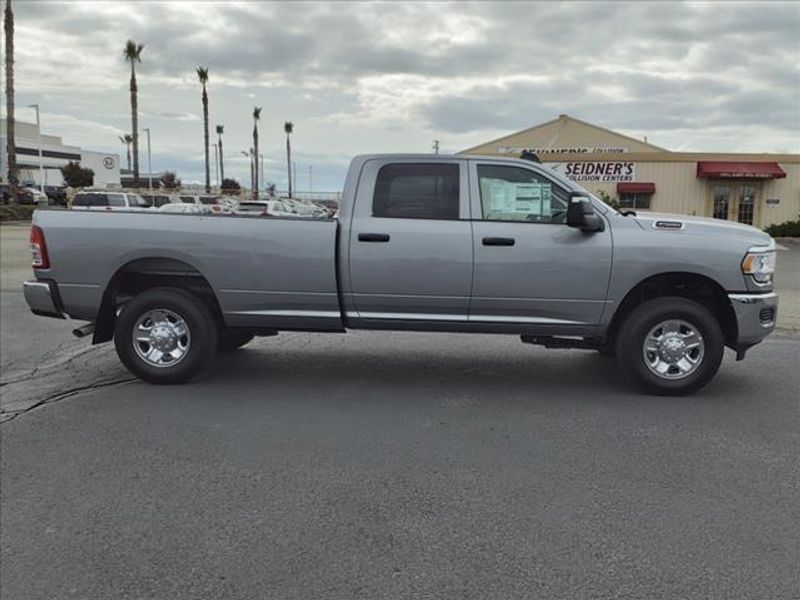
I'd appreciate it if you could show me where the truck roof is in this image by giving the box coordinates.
[350,153,529,163]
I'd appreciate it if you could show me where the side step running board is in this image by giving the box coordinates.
[520,335,602,350]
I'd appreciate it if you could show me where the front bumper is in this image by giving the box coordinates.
[728,291,778,350]
[23,280,65,319]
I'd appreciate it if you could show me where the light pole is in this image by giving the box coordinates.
[29,104,45,193]
[259,153,265,196]
[213,143,219,190]
[433,140,440,155]
[142,128,152,191]
[242,150,254,196]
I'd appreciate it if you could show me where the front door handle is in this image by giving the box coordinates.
[358,233,391,243]
[482,237,515,246]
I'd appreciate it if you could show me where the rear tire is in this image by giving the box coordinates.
[217,330,255,353]
[114,287,218,384]
[615,297,724,396]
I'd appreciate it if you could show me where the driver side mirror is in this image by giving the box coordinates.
[567,192,604,232]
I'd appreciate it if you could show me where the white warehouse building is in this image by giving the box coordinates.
[0,120,120,188]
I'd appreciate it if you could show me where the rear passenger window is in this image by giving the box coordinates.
[107,193,126,207]
[73,193,107,206]
[373,163,459,220]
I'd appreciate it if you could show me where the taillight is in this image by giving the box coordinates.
[30,225,50,269]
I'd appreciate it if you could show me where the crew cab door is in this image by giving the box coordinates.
[468,161,612,328]
[346,159,473,322]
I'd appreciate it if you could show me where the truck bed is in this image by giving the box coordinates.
[32,210,344,331]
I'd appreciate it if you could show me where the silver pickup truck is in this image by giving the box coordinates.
[24,154,778,395]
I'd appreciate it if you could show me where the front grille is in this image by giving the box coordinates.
[759,308,775,325]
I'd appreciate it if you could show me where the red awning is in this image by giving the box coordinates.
[696,161,786,179]
[617,182,655,194]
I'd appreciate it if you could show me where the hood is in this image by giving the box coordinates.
[630,212,773,248]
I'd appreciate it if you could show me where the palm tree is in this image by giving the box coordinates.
[196,66,210,193]
[252,106,261,199]
[215,124,225,182]
[284,122,294,198]
[119,134,133,171]
[123,40,144,185]
[4,0,17,203]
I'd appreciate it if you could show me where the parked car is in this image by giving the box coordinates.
[158,203,213,214]
[71,191,152,211]
[44,186,68,206]
[1,184,38,205]
[236,200,296,217]
[141,193,180,208]
[21,186,49,206]
[24,154,778,395]
[177,194,225,212]
[281,198,328,217]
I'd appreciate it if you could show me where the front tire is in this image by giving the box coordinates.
[114,287,218,384]
[616,297,724,396]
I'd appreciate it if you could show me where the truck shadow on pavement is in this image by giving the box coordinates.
[193,337,755,404]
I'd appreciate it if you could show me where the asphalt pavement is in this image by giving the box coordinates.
[2,329,800,599]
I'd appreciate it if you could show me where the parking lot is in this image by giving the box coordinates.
[2,224,799,599]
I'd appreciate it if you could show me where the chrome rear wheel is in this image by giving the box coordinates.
[133,309,192,367]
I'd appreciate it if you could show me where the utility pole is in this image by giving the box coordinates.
[432,140,440,155]
[143,127,152,191]
[29,104,44,192]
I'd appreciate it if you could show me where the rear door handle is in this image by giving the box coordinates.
[358,233,391,242]
[482,237,515,246]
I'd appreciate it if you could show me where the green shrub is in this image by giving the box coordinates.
[764,217,800,238]
[0,205,36,222]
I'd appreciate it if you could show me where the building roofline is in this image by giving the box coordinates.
[459,113,669,154]
[458,115,565,154]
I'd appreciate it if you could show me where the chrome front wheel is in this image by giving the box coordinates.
[642,319,705,380]
[616,297,724,396]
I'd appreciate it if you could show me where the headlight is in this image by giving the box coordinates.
[741,251,776,283]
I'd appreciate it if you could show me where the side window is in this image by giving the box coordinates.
[477,165,569,224]
[107,193,126,207]
[373,163,459,220]
[180,196,195,204]
[128,194,149,208]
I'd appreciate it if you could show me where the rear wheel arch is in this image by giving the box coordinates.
[605,272,737,349]
[93,257,225,344]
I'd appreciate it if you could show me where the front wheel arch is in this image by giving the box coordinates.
[605,272,737,349]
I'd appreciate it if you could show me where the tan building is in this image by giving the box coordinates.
[460,115,799,229]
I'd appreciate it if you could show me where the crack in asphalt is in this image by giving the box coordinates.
[0,376,137,423]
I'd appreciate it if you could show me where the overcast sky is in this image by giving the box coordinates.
[7,1,800,190]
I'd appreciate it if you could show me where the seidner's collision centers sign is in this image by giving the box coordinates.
[547,161,636,182]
